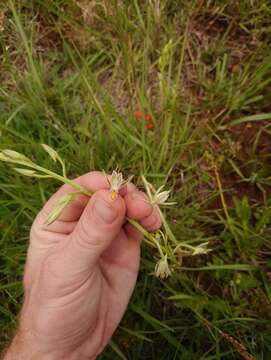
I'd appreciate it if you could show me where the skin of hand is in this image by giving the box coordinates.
[4,171,161,360]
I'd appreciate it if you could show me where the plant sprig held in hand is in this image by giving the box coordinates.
[0,145,211,279]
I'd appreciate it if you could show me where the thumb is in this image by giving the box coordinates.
[65,189,125,273]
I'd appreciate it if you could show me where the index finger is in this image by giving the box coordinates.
[38,171,109,224]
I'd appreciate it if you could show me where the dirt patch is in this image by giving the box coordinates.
[207,120,271,205]
[227,121,271,156]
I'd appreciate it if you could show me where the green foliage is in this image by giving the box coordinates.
[1,0,271,358]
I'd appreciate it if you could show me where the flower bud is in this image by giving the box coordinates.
[155,255,171,279]
[0,149,31,163]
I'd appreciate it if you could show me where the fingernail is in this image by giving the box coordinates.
[94,198,118,223]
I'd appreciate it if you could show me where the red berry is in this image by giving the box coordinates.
[147,123,154,129]
[134,111,143,119]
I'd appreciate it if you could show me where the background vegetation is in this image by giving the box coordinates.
[1,1,271,358]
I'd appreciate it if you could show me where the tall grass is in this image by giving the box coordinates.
[1,1,271,358]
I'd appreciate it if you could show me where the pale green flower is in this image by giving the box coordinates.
[191,242,210,256]
[104,170,132,199]
[155,254,171,279]
[141,175,176,206]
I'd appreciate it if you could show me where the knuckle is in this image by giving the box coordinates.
[41,253,62,287]
[76,218,105,251]
[149,214,158,227]
[152,215,162,229]
[143,215,161,231]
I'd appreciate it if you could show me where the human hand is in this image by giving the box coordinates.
[5,171,161,360]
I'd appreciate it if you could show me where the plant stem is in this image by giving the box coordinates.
[127,218,154,241]
[158,208,178,245]
[33,164,92,196]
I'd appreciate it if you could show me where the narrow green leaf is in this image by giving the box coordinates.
[120,326,152,342]
[130,304,173,331]
[220,113,271,129]
[109,341,127,360]
[169,294,196,301]
[180,264,258,271]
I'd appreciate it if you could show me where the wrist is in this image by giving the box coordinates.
[4,299,99,360]
[4,330,97,360]
[3,330,42,360]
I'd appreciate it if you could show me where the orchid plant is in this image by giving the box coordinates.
[0,145,211,279]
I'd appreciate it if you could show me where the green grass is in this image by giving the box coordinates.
[1,0,271,358]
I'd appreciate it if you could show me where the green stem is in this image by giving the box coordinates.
[152,238,165,258]
[33,164,92,196]
[127,218,153,241]
[158,208,178,245]
[213,164,240,251]
[127,218,158,249]
[59,158,67,178]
